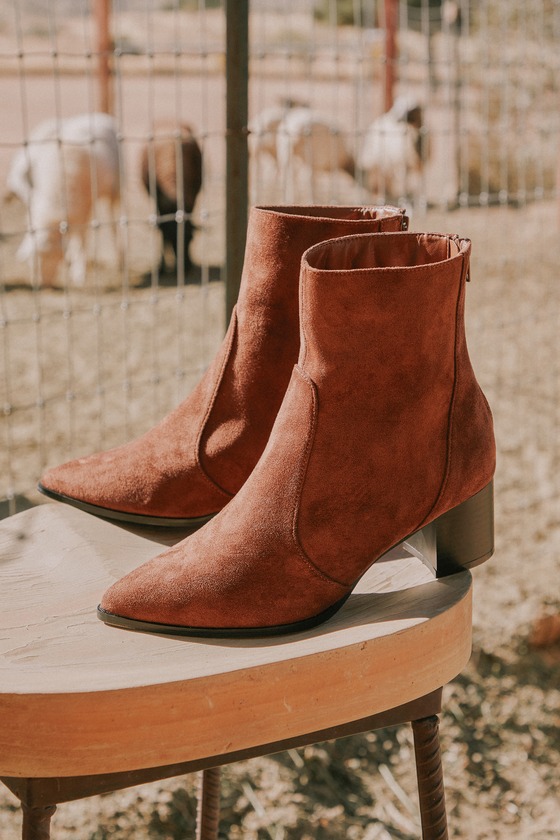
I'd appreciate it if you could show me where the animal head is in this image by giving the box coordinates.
[390,96,423,129]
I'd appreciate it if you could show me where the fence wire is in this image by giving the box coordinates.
[0,0,559,590]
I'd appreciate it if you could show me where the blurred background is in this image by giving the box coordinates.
[0,1,559,838]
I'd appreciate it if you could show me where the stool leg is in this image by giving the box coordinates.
[196,767,221,840]
[411,715,449,840]
[21,804,57,840]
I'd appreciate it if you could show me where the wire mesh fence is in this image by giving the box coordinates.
[0,0,559,580]
[0,0,227,518]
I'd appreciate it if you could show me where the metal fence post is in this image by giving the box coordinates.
[225,0,249,324]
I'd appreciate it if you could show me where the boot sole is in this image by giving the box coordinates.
[97,481,494,638]
[37,483,216,529]
[97,595,352,639]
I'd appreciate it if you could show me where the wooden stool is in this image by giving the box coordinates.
[0,504,472,839]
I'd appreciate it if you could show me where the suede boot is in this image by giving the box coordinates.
[39,205,407,525]
[99,231,496,637]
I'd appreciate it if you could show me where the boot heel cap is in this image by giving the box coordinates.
[434,481,494,577]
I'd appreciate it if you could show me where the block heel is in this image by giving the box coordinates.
[405,481,494,578]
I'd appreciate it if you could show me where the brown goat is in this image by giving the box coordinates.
[140,122,203,275]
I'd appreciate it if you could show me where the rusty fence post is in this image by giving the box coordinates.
[94,0,113,115]
[383,0,398,112]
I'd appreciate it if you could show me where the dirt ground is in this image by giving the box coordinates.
[1,8,559,839]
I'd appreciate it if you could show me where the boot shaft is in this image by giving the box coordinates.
[236,205,408,321]
[295,232,495,584]
[300,232,468,389]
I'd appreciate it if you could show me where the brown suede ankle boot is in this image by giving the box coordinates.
[98,231,496,637]
[39,205,407,526]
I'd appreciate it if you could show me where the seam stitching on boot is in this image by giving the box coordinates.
[289,365,349,592]
[194,310,238,500]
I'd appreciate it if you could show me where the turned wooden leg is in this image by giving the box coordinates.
[412,715,449,840]
[21,803,57,840]
[196,767,221,840]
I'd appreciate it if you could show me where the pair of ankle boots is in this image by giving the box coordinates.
[39,205,496,637]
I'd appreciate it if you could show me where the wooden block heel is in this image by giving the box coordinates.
[405,481,494,578]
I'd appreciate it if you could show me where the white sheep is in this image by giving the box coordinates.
[6,112,121,286]
[250,104,356,203]
[249,105,287,167]
[359,97,427,206]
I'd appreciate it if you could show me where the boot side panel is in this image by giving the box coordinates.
[200,208,406,496]
[200,208,304,494]
[297,252,465,586]
[420,262,496,526]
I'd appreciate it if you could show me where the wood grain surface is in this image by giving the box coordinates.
[0,503,472,777]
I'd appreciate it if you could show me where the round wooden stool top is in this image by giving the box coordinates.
[0,504,472,778]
